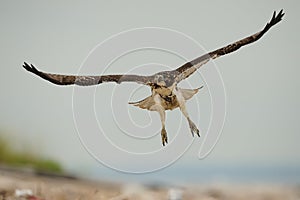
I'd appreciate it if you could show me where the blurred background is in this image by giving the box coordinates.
[0,0,299,186]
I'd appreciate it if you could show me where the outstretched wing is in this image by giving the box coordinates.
[23,62,152,86]
[175,9,284,82]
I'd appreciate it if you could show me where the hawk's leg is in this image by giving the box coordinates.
[151,104,168,146]
[157,107,168,146]
[179,101,200,137]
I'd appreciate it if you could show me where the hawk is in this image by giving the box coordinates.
[23,10,284,146]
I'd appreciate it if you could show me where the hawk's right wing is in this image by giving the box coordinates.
[23,62,152,86]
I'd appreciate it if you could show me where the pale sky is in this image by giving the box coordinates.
[0,1,299,183]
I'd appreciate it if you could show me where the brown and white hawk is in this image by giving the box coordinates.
[23,10,284,146]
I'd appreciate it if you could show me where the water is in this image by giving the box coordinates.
[87,164,300,186]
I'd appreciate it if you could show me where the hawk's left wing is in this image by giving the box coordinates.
[23,62,152,86]
[174,9,284,82]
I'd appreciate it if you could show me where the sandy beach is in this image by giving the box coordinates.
[0,168,299,200]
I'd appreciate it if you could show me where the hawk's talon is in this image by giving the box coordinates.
[188,120,200,138]
[196,129,200,137]
[161,128,168,146]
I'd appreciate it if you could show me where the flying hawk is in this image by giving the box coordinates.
[23,10,284,146]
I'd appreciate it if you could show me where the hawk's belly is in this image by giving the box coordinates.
[153,86,179,110]
[130,85,199,111]
[160,95,179,110]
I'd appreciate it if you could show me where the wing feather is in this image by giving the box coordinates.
[175,9,284,82]
[128,95,155,110]
[23,10,284,86]
[22,62,152,86]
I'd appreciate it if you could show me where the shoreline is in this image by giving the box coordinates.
[0,167,299,200]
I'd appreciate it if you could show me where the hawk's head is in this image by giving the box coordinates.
[154,74,166,87]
